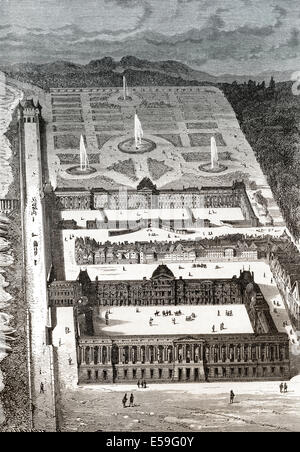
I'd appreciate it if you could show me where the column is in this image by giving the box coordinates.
[90,346,94,365]
[137,346,141,363]
[81,346,85,364]
[191,344,194,363]
[129,346,132,364]
[154,346,158,363]
[164,346,168,363]
[94,346,98,365]
[119,346,123,364]
[174,345,178,362]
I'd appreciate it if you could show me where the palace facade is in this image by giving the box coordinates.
[54,179,258,227]
[77,332,289,384]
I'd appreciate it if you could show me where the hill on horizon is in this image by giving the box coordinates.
[0,56,290,91]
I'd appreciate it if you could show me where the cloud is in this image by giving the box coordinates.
[0,0,299,76]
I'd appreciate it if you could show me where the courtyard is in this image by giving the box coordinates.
[93,304,253,337]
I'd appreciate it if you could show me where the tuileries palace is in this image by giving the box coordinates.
[54,178,258,227]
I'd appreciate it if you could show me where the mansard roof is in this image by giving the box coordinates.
[77,269,91,285]
[151,264,175,280]
[136,177,159,193]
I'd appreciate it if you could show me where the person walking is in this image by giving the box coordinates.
[143,380,147,389]
[129,393,134,407]
[122,393,127,408]
[40,382,44,394]
[284,382,288,393]
[280,382,283,393]
[230,390,235,404]
[137,380,140,389]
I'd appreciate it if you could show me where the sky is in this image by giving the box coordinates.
[0,0,299,75]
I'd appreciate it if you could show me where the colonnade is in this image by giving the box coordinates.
[78,341,289,366]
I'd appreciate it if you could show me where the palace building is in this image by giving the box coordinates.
[48,267,290,384]
[54,178,258,227]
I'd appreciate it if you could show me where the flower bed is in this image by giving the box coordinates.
[54,134,84,150]
[156,134,182,147]
[188,132,226,147]
[107,158,137,180]
[147,158,173,180]
[182,151,232,162]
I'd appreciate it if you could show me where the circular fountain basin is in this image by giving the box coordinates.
[118,137,156,154]
[66,166,97,176]
[199,163,228,173]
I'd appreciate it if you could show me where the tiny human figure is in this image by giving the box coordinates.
[68,357,72,366]
[129,393,134,407]
[279,382,283,393]
[230,390,235,404]
[137,380,140,389]
[40,382,45,394]
[217,310,220,316]
[122,393,127,408]
[284,383,288,393]
[212,325,215,333]
[172,318,176,325]
[143,380,147,389]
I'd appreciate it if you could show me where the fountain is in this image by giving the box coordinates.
[66,135,97,175]
[199,136,227,173]
[118,113,156,154]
